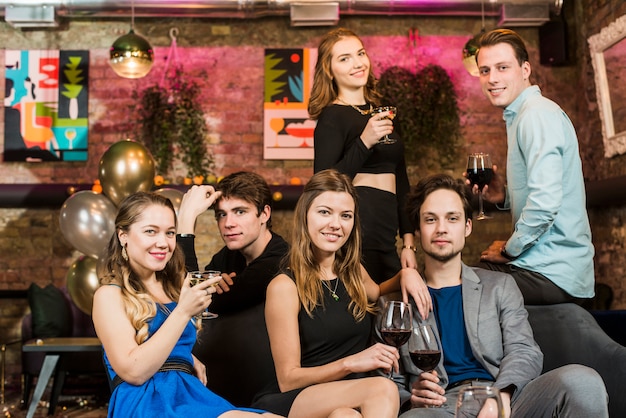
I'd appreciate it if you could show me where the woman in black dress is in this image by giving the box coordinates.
[252,170,430,417]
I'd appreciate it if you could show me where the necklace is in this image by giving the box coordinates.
[321,278,340,302]
[337,97,372,115]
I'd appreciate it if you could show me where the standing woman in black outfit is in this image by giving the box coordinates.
[309,28,417,285]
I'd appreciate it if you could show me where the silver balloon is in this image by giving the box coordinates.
[59,191,117,259]
[98,139,155,206]
[154,188,184,214]
[66,255,99,315]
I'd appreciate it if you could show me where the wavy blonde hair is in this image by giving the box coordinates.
[98,192,194,344]
[289,169,375,320]
[307,28,382,120]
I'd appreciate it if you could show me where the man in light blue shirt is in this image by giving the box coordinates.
[474,28,594,305]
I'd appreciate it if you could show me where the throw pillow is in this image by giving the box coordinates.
[27,283,72,338]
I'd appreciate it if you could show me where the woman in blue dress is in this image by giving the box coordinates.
[92,191,282,418]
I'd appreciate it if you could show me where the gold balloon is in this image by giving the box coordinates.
[66,255,99,315]
[154,188,184,215]
[98,139,155,206]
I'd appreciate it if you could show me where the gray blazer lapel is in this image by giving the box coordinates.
[461,264,482,347]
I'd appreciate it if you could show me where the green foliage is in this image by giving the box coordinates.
[378,64,462,170]
[132,67,213,179]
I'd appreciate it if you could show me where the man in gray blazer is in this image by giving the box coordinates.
[398,173,607,417]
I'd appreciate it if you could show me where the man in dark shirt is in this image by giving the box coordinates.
[176,171,289,406]
[176,171,289,315]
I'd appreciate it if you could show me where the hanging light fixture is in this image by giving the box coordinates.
[109,0,154,79]
[462,1,486,77]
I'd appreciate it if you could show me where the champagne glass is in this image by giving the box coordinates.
[370,106,397,144]
[409,324,443,408]
[467,153,494,220]
[189,270,221,319]
[379,300,413,377]
[455,386,504,418]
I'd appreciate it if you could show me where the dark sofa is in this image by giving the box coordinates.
[191,296,626,417]
[526,304,626,418]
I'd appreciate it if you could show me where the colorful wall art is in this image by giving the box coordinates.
[263,48,317,160]
[4,50,89,162]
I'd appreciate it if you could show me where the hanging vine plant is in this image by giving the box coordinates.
[379,64,462,171]
[132,67,213,182]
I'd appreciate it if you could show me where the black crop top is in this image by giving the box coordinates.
[313,104,413,235]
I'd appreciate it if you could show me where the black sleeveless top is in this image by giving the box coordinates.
[299,277,373,369]
[252,275,373,414]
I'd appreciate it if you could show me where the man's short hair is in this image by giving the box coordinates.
[477,28,530,66]
[406,173,473,230]
[216,172,273,229]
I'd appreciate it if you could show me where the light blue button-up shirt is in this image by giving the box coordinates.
[501,85,594,299]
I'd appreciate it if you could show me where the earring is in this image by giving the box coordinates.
[121,245,128,261]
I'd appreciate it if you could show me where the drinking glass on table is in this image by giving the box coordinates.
[370,106,397,144]
[189,270,221,319]
[467,153,493,220]
[379,300,412,377]
[409,324,443,407]
[455,385,504,418]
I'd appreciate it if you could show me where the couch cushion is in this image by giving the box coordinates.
[27,283,72,339]
[526,304,626,418]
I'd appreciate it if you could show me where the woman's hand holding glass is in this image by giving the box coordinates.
[344,342,400,376]
[187,271,222,319]
[359,107,396,148]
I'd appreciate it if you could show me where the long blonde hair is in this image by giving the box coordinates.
[289,169,374,320]
[307,28,382,120]
[98,192,192,344]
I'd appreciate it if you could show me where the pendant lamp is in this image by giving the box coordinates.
[462,1,486,77]
[109,0,154,79]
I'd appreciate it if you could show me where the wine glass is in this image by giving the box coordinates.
[370,106,397,144]
[379,300,413,377]
[189,270,221,319]
[467,153,494,220]
[455,385,504,418]
[409,324,443,408]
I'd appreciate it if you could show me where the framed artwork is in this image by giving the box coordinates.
[263,48,317,160]
[4,49,89,162]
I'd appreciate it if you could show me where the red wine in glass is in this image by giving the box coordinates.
[467,153,493,220]
[409,349,441,372]
[379,300,412,378]
[408,324,442,373]
[466,167,494,191]
[381,328,412,347]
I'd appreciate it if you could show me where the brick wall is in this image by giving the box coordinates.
[1,1,626,386]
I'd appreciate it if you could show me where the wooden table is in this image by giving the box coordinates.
[22,337,102,418]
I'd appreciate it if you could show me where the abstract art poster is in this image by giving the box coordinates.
[264,48,317,160]
[4,50,89,162]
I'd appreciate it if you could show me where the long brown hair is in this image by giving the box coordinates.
[99,192,189,344]
[289,169,374,320]
[307,28,382,119]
